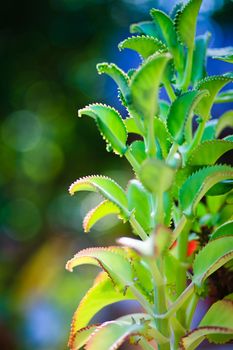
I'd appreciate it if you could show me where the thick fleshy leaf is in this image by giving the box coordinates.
[83,200,121,233]
[206,180,233,196]
[119,35,167,60]
[179,165,233,217]
[96,63,129,99]
[66,246,134,287]
[154,117,172,158]
[124,117,143,136]
[215,110,233,137]
[85,314,152,350]
[210,221,233,240]
[69,175,129,217]
[193,236,233,286]
[71,325,98,350]
[167,89,209,144]
[140,159,174,193]
[195,74,233,121]
[130,21,160,38]
[174,0,203,49]
[68,272,135,348]
[129,53,172,125]
[159,100,170,121]
[127,180,153,233]
[78,104,127,155]
[191,32,210,84]
[187,140,233,166]
[128,141,146,166]
[170,2,184,20]
[215,89,233,103]
[150,9,184,72]
[201,120,218,141]
[180,299,233,349]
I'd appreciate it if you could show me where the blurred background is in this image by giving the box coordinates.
[0,1,233,349]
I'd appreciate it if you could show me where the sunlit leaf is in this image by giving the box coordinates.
[195,74,233,121]
[167,89,209,144]
[69,175,129,217]
[78,104,127,155]
[127,179,153,233]
[150,9,184,72]
[69,272,135,348]
[191,32,211,85]
[140,159,174,193]
[83,200,121,233]
[193,236,233,286]
[174,0,203,49]
[85,314,151,350]
[215,110,233,137]
[129,53,172,126]
[210,221,233,240]
[97,63,130,99]
[180,299,233,349]
[66,246,134,288]
[119,35,167,60]
[187,140,233,166]
[154,117,172,157]
[130,21,160,38]
[179,165,233,217]
[71,325,98,350]
[215,90,233,104]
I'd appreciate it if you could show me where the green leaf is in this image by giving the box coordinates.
[129,53,172,126]
[167,89,209,144]
[97,63,130,99]
[193,236,233,286]
[130,21,159,38]
[154,117,172,157]
[191,32,211,85]
[78,104,127,155]
[215,89,233,103]
[187,140,233,166]
[195,74,233,121]
[201,120,218,141]
[140,159,174,193]
[205,179,233,196]
[66,246,134,287]
[150,9,184,72]
[159,100,170,121]
[124,117,143,136]
[174,0,203,49]
[179,165,233,217]
[69,175,129,217]
[180,299,233,349]
[68,272,135,348]
[72,325,98,350]
[210,221,233,240]
[119,35,167,60]
[127,179,153,233]
[83,200,121,233]
[170,2,184,20]
[128,141,146,166]
[85,314,151,350]
[215,110,233,137]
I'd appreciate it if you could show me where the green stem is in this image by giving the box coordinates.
[129,216,148,241]
[154,282,195,320]
[182,46,194,91]
[130,285,154,317]
[176,220,192,326]
[147,117,157,158]
[124,148,140,174]
[187,118,206,157]
[156,190,164,225]
[164,78,176,102]
[139,338,156,350]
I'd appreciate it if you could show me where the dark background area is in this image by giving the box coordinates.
[0,1,233,349]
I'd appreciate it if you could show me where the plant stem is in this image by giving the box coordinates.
[130,285,155,317]
[147,116,157,158]
[154,282,195,320]
[186,293,199,329]
[156,190,164,225]
[124,148,140,174]
[182,47,194,91]
[187,118,206,158]
[176,220,192,326]
[164,78,176,102]
[139,338,156,350]
[129,216,148,241]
